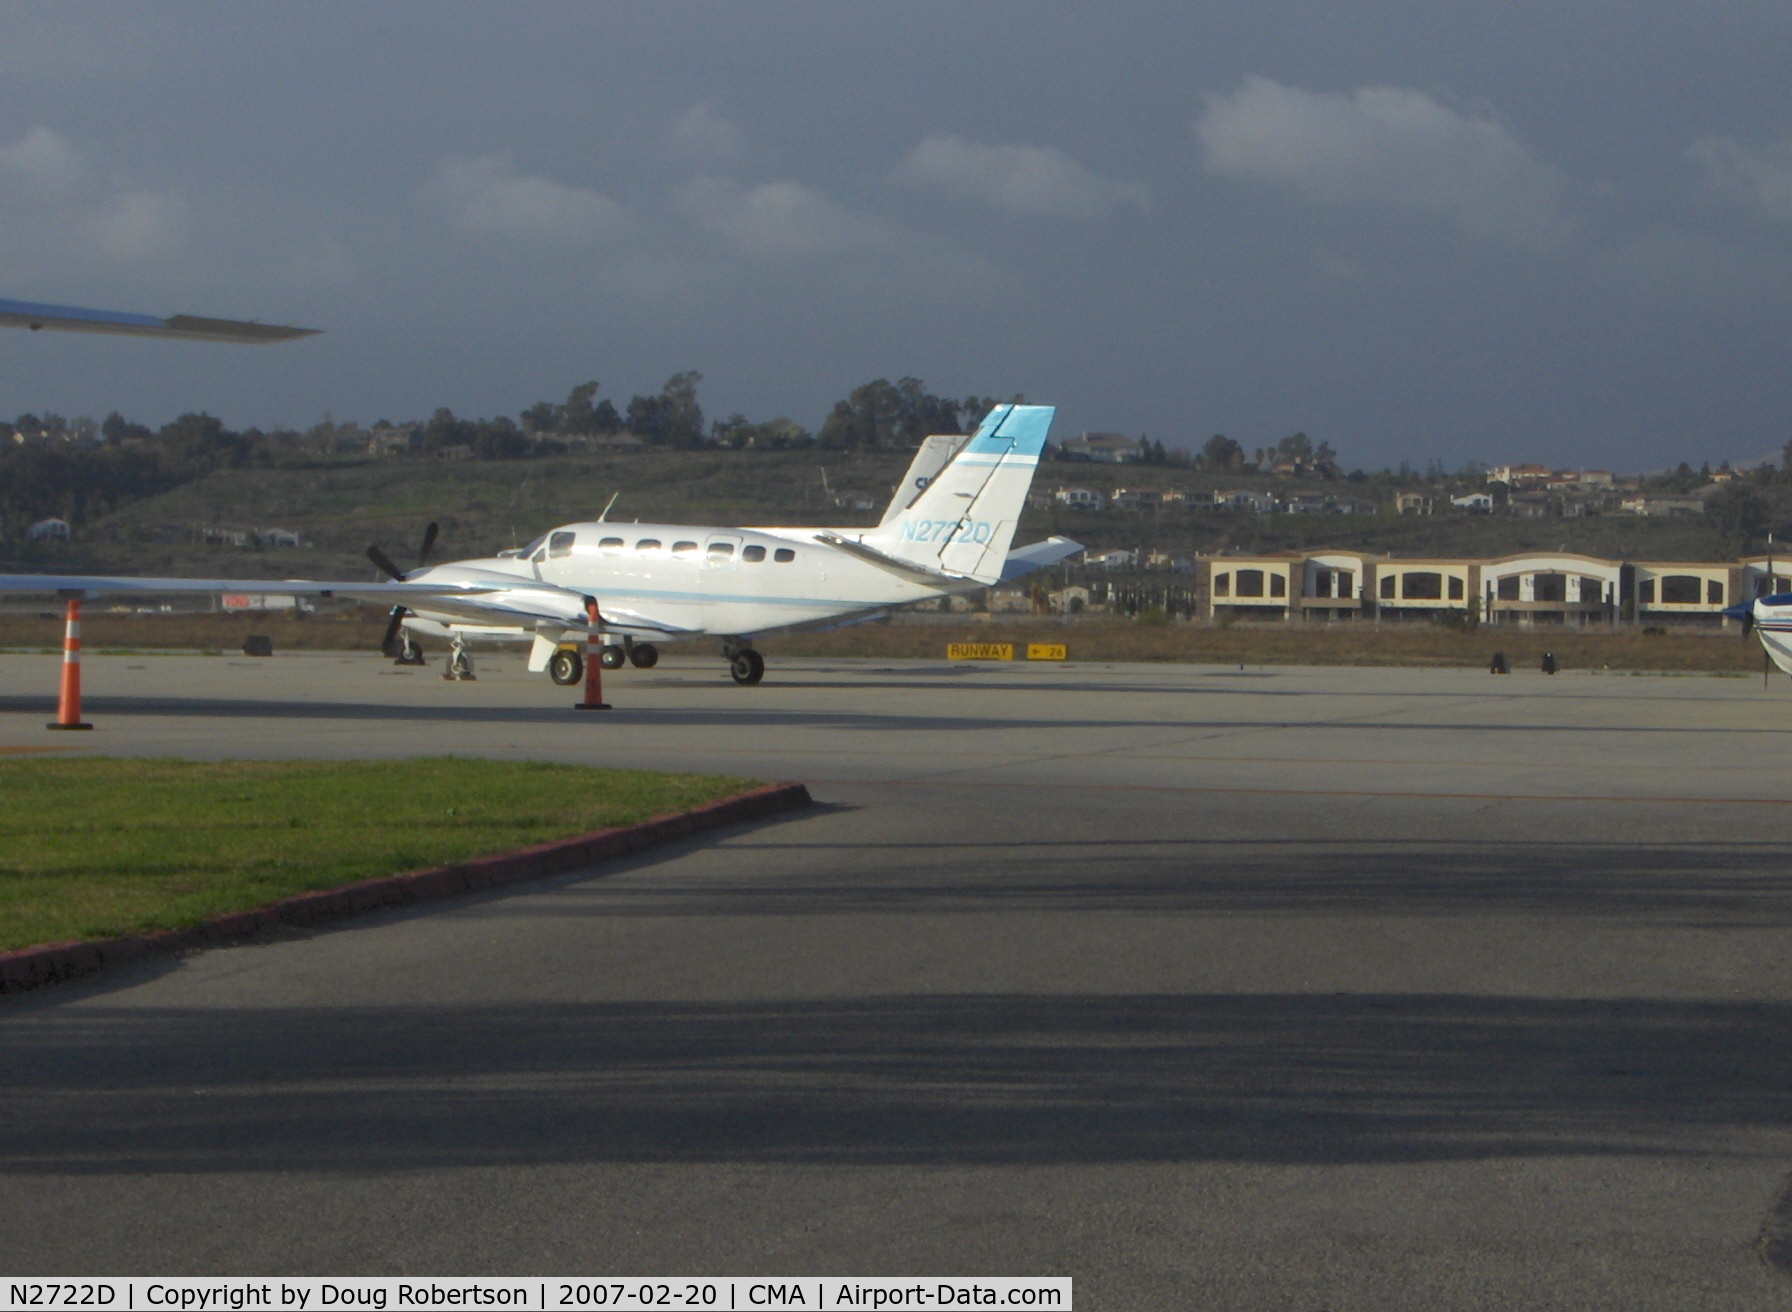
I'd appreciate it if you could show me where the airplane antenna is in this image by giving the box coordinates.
[598,492,620,522]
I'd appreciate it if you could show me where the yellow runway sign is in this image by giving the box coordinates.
[946,643,1013,660]
[1025,644,1067,661]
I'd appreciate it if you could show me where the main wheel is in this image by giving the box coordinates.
[629,643,659,669]
[599,644,627,669]
[729,649,765,685]
[397,638,426,666]
[548,648,583,686]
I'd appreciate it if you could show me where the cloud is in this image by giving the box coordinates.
[0,125,188,267]
[896,134,1148,218]
[676,176,886,256]
[1688,136,1792,224]
[669,102,739,162]
[78,189,189,262]
[1195,77,1576,248]
[0,126,89,202]
[431,155,624,241]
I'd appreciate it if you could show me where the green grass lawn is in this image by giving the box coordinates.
[0,757,756,951]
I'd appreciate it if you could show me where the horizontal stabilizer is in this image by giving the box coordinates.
[813,531,967,585]
[999,536,1084,582]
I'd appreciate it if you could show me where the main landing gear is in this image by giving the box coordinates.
[548,648,583,686]
[394,636,426,666]
[726,644,765,685]
[546,640,658,687]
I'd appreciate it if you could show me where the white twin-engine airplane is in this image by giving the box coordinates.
[0,404,1080,688]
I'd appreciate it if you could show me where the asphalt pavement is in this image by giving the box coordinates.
[3,649,1790,1309]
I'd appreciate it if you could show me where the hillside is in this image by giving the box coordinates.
[7,448,1757,581]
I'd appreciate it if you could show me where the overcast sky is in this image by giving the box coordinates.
[1,1,1789,472]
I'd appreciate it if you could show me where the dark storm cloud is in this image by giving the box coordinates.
[0,1,1788,471]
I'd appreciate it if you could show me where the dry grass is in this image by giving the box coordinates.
[0,608,1760,675]
[764,618,1761,675]
[0,609,389,653]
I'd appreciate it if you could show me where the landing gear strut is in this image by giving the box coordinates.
[444,636,476,681]
[727,646,765,685]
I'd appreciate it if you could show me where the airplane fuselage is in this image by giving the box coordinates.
[401,521,975,646]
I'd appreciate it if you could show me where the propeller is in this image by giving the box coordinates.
[367,522,439,657]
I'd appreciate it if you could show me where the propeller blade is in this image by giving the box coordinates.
[366,543,406,582]
[380,606,407,658]
[418,521,439,568]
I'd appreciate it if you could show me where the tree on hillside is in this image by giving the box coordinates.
[1200,434,1243,471]
[816,377,969,450]
[1269,431,1338,473]
[1706,482,1770,549]
[158,412,244,479]
[627,371,705,446]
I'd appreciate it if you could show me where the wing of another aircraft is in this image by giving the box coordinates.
[0,298,319,344]
[0,570,595,628]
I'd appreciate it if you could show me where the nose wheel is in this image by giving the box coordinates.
[547,648,583,686]
[444,636,476,680]
[728,648,765,685]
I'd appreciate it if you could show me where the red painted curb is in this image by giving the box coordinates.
[0,781,812,994]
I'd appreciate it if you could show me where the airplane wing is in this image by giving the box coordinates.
[0,298,319,344]
[0,571,595,629]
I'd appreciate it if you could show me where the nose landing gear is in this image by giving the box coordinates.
[444,635,476,680]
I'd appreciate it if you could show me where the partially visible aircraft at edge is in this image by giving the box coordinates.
[0,296,1079,688]
[1729,581,1792,679]
[0,296,319,343]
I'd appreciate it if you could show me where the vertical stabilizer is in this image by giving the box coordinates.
[880,433,972,526]
[859,404,1054,583]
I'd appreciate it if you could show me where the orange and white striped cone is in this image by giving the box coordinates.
[47,598,93,731]
[575,597,611,710]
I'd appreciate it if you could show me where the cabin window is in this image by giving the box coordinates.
[548,531,576,559]
[599,536,624,551]
[635,538,661,553]
[742,545,766,562]
[707,541,735,560]
[774,548,796,562]
[671,540,698,556]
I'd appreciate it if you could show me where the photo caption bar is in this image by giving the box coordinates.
[1,1277,1072,1311]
